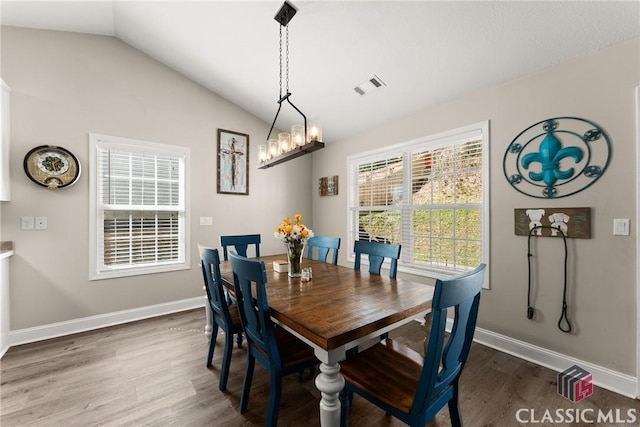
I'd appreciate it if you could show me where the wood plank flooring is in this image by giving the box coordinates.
[1,309,637,426]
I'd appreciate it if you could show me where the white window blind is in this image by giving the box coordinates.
[89,134,190,280]
[348,122,489,278]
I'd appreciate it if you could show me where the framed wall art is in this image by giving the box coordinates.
[217,129,249,195]
[319,175,338,196]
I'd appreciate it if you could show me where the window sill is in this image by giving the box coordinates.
[90,262,190,281]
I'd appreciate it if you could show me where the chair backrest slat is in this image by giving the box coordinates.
[411,263,486,421]
[199,245,234,327]
[306,236,341,265]
[221,234,261,261]
[353,240,401,278]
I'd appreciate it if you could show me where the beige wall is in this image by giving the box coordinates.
[1,25,638,378]
[311,37,640,376]
[0,26,313,330]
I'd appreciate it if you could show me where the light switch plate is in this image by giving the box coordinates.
[199,216,213,226]
[613,218,629,236]
[21,216,34,230]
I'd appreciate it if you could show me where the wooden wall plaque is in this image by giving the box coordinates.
[514,207,591,238]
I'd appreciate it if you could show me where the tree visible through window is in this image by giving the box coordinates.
[89,134,190,280]
[348,122,489,276]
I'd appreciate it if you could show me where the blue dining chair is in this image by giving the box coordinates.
[353,240,402,278]
[353,240,402,342]
[198,245,244,391]
[306,236,341,265]
[220,234,261,261]
[339,263,487,427]
[229,252,318,427]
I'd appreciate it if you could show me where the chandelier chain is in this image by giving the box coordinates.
[278,25,283,98]
[286,26,290,93]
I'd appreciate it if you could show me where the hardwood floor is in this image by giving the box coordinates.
[1,309,637,426]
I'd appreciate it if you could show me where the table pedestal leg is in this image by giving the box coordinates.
[315,362,345,427]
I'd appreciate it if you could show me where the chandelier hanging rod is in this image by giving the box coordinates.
[266,92,307,143]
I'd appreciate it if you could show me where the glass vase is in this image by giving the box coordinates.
[286,241,305,277]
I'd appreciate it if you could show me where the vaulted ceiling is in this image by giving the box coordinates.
[2,1,639,142]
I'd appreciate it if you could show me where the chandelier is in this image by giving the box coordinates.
[258,1,324,169]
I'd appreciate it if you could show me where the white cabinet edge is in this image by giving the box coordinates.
[0,79,10,201]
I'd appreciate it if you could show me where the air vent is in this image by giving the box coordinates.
[354,74,386,96]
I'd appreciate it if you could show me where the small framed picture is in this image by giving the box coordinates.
[217,129,249,195]
[319,175,339,196]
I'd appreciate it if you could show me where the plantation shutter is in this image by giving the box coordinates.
[407,138,483,272]
[355,156,403,243]
[348,122,487,276]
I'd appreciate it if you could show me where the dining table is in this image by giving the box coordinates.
[218,254,434,427]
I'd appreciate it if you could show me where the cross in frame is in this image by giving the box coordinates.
[221,137,245,190]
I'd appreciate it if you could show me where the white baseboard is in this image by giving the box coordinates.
[8,297,205,348]
[465,321,638,399]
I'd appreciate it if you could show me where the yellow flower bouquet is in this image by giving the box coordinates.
[275,214,314,277]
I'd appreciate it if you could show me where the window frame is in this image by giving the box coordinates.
[347,121,490,282]
[89,133,191,280]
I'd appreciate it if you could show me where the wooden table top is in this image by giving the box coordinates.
[219,254,434,352]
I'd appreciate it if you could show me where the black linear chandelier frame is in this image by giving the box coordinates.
[260,1,324,169]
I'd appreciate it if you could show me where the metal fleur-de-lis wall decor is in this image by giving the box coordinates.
[503,117,611,198]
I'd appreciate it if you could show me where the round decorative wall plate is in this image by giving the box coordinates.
[503,117,610,199]
[23,145,81,189]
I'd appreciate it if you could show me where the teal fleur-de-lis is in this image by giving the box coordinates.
[521,132,584,189]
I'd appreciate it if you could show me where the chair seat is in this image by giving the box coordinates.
[340,339,423,414]
[214,302,243,332]
[253,326,317,369]
[227,303,243,330]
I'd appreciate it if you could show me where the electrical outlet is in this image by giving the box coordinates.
[199,217,213,226]
[35,217,48,230]
[21,216,34,230]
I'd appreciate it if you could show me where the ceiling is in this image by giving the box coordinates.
[2,1,639,143]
